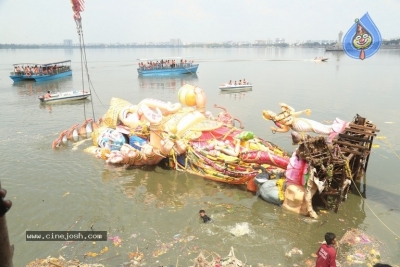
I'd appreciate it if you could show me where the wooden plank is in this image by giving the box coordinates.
[333,140,369,150]
[345,153,355,160]
[338,134,371,143]
[319,195,330,208]
[338,148,365,156]
[348,123,380,132]
[344,128,377,136]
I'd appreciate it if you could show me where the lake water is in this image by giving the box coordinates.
[0,47,399,266]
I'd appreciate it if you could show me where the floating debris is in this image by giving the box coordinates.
[190,246,244,267]
[26,256,105,267]
[285,247,303,257]
[109,235,122,247]
[84,246,108,258]
[338,228,382,266]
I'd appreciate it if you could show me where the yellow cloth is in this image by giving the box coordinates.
[276,178,286,201]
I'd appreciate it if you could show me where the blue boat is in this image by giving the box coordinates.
[10,60,72,82]
[137,57,199,76]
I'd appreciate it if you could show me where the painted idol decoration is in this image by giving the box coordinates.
[343,12,382,60]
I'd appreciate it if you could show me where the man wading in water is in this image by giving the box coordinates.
[316,232,337,267]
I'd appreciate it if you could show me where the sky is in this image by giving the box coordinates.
[0,0,399,44]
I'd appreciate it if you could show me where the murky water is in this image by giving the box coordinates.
[0,47,399,266]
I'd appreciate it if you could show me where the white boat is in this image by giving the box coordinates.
[38,90,91,103]
[313,57,329,62]
[219,83,252,91]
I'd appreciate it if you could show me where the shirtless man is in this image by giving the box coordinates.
[44,91,52,99]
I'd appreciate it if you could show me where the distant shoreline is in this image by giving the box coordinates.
[1,44,399,49]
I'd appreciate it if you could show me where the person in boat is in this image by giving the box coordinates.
[26,67,32,77]
[234,81,237,85]
[238,80,242,85]
[228,80,232,85]
[243,78,247,84]
[44,91,52,99]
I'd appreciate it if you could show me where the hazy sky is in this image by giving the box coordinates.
[1,0,399,44]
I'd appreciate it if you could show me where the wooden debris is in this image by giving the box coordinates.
[296,114,379,212]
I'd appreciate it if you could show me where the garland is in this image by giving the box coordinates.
[276,178,286,201]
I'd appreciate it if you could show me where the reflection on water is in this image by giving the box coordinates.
[63,48,74,58]
[38,99,91,113]
[138,73,198,90]
[219,88,252,101]
[12,76,73,96]
[325,51,345,71]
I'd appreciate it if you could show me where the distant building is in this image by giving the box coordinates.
[63,39,73,46]
[170,39,182,46]
[255,40,266,45]
[266,39,273,45]
[325,31,344,51]
[275,38,285,44]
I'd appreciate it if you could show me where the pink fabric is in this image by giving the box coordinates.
[328,118,349,142]
[285,151,308,186]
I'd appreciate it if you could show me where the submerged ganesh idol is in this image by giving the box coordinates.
[52,84,326,217]
[54,84,289,182]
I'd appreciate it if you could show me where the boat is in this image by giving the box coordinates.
[137,57,199,76]
[38,90,91,103]
[219,83,252,91]
[313,57,329,62]
[10,60,72,82]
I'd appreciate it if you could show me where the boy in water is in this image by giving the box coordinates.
[199,210,211,223]
[316,232,337,267]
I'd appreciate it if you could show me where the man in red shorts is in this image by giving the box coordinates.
[316,232,337,267]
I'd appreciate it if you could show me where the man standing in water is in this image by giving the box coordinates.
[316,232,337,267]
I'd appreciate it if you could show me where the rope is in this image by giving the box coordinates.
[351,174,400,239]
[331,140,400,239]
[378,136,400,160]
[75,18,107,122]
[76,20,87,121]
